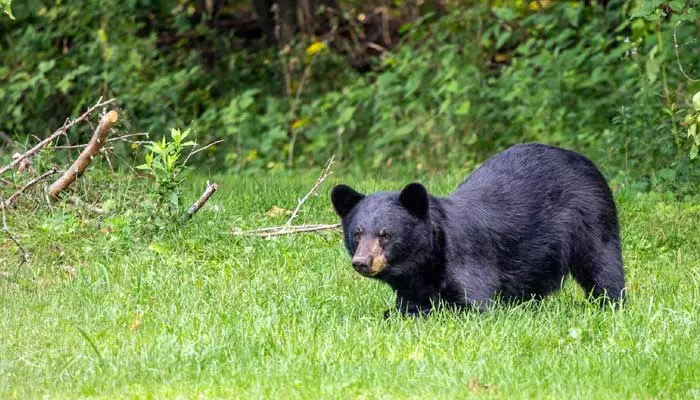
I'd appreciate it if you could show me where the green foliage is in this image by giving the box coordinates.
[137,128,196,219]
[0,0,11,19]
[686,92,700,160]
[0,0,699,191]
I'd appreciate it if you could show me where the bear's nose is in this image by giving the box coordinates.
[352,256,372,271]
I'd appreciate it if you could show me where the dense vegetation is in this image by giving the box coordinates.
[1,1,699,189]
[2,1,700,398]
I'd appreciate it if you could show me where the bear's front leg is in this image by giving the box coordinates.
[384,296,434,318]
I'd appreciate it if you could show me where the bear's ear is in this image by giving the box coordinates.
[399,182,429,219]
[331,184,365,218]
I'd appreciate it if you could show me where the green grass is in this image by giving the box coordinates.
[2,171,700,399]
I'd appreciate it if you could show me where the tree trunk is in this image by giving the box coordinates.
[252,0,276,44]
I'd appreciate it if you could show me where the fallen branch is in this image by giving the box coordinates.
[1,195,29,268]
[3,167,58,208]
[232,155,338,238]
[0,97,116,177]
[232,223,341,238]
[285,154,335,226]
[185,181,218,220]
[48,110,118,199]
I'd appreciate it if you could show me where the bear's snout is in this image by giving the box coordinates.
[352,238,388,276]
[352,256,373,273]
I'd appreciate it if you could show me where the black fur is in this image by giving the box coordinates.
[331,143,626,316]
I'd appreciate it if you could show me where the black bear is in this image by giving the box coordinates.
[331,143,626,316]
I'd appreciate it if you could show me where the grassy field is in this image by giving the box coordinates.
[2,171,700,399]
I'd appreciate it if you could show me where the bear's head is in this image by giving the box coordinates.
[330,182,433,279]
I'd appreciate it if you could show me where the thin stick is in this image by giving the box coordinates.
[0,131,16,149]
[1,195,29,268]
[182,139,224,166]
[287,51,320,168]
[673,20,700,83]
[52,132,149,149]
[185,181,218,220]
[3,167,58,208]
[0,177,20,188]
[0,98,116,176]
[48,111,118,199]
[285,155,335,226]
[232,223,341,238]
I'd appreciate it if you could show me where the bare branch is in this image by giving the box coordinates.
[52,132,149,149]
[0,177,20,188]
[48,110,119,199]
[232,155,338,238]
[2,167,58,208]
[673,20,700,83]
[0,98,116,176]
[183,139,224,166]
[0,131,17,149]
[285,155,335,226]
[185,181,218,220]
[232,223,341,238]
[1,195,29,268]
[287,51,321,168]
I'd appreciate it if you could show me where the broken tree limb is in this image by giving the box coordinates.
[2,167,58,208]
[0,97,116,177]
[47,110,118,199]
[285,154,335,226]
[232,223,341,238]
[185,181,218,220]
[232,155,339,238]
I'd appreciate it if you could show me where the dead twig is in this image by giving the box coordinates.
[1,195,29,268]
[3,167,58,208]
[48,110,118,199]
[0,177,20,188]
[182,139,224,166]
[0,97,116,177]
[233,155,338,238]
[0,131,17,149]
[285,155,335,226]
[185,181,218,220]
[52,132,149,149]
[232,223,341,238]
[673,20,700,83]
[287,51,321,168]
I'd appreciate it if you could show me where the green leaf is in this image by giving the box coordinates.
[689,123,697,138]
[690,144,698,160]
[455,100,471,116]
[692,92,700,111]
[491,7,517,22]
[1,0,14,19]
[645,45,662,83]
[629,0,664,18]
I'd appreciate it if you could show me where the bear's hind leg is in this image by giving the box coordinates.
[570,241,626,303]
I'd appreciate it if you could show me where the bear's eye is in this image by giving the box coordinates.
[354,227,363,239]
[377,229,390,241]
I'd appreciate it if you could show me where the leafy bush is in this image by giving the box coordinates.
[1,0,699,192]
